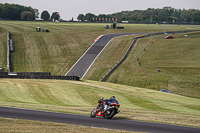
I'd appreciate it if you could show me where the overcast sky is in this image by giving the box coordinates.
[1,0,200,20]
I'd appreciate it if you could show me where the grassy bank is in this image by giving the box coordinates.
[0,21,200,131]
[0,21,199,75]
[0,27,7,71]
[84,35,137,80]
[0,117,136,133]
[1,22,200,99]
[85,31,200,99]
[0,79,200,128]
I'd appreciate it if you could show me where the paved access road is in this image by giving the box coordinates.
[0,106,200,133]
[65,33,137,78]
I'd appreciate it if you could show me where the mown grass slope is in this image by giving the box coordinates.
[86,31,200,99]
[0,21,200,130]
[0,27,7,70]
[84,35,137,80]
[0,21,108,75]
[0,79,200,128]
[0,21,199,75]
[0,117,136,133]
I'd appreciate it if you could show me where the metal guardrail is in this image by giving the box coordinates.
[100,38,137,81]
[0,74,80,80]
[7,32,11,73]
[0,72,80,80]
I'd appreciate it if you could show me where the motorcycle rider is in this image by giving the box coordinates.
[104,96,117,105]
[96,97,104,112]
[96,96,117,111]
[110,96,116,101]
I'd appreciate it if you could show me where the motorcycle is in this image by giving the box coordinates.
[90,99,120,119]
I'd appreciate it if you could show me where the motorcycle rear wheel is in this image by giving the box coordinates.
[90,109,96,118]
[104,109,116,119]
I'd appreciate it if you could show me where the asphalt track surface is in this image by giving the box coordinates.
[0,106,200,133]
[65,33,137,78]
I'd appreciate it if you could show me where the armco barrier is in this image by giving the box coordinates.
[0,72,8,76]
[100,30,200,82]
[7,32,11,73]
[9,39,13,52]
[16,72,51,76]
[0,73,80,81]
[100,38,137,81]
[6,32,14,73]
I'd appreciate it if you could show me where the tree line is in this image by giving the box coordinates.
[40,10,60,22]
[0,3,37,20]
[0,3,60,21]
[77,7,200,24]
[1,4,199,23]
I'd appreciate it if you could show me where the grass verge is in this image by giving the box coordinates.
[0,117,137,133]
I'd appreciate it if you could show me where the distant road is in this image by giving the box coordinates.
[0,106,200,133]
[65,33,137,78]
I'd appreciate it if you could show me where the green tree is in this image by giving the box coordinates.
[0,3,36,20]
[51,12,60,22]
[158,9,168,21]
[85,13,95,22]
[20,11,34,21]
[41,10,50,21]
[0,4,3,18]
[77,14,84,21]
[2,3,19,20]
[141,10,152,21]
[180,10,191,23]
[171,9,181,22]
[120,17,126,21]
[188,9,199,23]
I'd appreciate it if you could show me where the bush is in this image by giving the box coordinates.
[21,11,34,21]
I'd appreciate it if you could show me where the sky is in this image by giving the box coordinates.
[1,0,200,20]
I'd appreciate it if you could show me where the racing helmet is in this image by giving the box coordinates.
[100,97,103,102]
[110,96,115,100]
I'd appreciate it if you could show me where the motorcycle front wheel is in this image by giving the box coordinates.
[90,109,96,118]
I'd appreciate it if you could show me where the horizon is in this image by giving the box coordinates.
[1,0,200,20]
